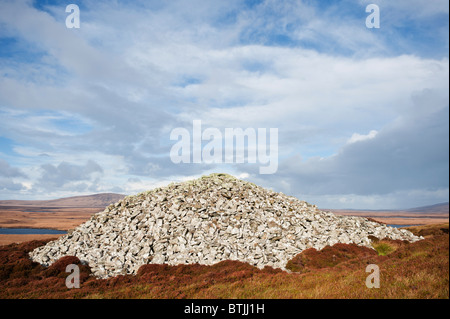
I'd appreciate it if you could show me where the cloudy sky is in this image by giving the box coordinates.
[0,0,448,209]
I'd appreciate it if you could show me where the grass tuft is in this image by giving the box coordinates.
[372,242,395,256]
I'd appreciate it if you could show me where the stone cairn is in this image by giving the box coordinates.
[29,173,422,278]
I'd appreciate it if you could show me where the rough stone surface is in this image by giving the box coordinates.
[29,173,423,278]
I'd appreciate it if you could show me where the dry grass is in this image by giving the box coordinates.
[0,223,447,299]
[406,223,449,237]
[0,234,62,246]
[370,217,449,225]
[330,206,449,226]
[0,207,98,231]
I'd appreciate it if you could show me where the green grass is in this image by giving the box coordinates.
[373,242,395,256]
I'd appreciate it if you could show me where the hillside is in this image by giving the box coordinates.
[0,223,447,299]
[406,202,449,214]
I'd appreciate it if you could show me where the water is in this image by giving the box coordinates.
[0,228,67,235]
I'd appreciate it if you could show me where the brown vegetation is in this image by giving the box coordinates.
[0,223,447,299]
[407,223,449,237]
[0,193,124,231]
[0,207,98,231]
[365,217,449,225]
[330,207,449,226]
[286,243,378,272]
[0,234,62,246]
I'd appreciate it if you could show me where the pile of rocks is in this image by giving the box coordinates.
[29,173,422,278]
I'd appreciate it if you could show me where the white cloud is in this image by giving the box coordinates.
[380,0,449,18]
[347,130,378,144]
[238,173,250,179]
[0,0,448,208]
[313,187,450,210]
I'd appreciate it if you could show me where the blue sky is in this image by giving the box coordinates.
[0,0,448,209]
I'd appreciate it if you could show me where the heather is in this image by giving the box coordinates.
[0,223,447,299]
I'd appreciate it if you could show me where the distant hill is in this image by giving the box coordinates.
[323,202,449,215]
[0,193,126,208]
[406,202,449,214]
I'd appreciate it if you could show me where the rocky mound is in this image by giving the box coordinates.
[29,173,422,278]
